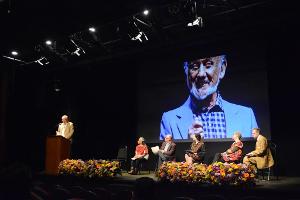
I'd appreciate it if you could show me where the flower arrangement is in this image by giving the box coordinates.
[205,162,256,185]
[158,162,207,183]
[158,161,256,185]
[94,160,121,178]
[58,159,121,178]
[58,159,87,177]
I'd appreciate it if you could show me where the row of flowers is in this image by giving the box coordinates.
[58,159,121,178]
[158,162,257,185]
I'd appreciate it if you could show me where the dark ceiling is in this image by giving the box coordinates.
[0,0,288,68]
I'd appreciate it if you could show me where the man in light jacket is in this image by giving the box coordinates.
[243,128,274,169]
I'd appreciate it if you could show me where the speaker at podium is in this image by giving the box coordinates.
[45,135,71,175]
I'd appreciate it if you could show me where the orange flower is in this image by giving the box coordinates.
[243,173,249,178]
[171,169,177,175]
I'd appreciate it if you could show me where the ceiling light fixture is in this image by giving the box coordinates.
[11,51,18,56]
[143,9,149,16]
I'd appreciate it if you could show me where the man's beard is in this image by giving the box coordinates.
[190,80,219,100]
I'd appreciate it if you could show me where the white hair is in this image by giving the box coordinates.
[165,134,172,139]
[62,115,69,121]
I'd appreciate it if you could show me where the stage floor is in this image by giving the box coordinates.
[116,171,300,188]
[37,170,300,190]
[34,171,300,199]
[115,172,300,199]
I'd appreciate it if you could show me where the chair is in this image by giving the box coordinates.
[52,186,73,199]
[68,185,97,199]
[112,146,128,172]
[107,183,134,193]
[174,197,196,200]
[200,194,227,200]
[137,156,151,174]
[114,190,133,200]
[269,142,278,180]
[31,185,50,200]
[258,142,278,181]
[240,196,264,200]
[92,187,112,200]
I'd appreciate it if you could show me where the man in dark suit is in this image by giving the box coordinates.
[157,134,176,169]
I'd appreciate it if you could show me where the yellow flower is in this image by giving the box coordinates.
[233,165,239,169]
[220,169,225,177]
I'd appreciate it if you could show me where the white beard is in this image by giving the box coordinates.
[190,79,219,100]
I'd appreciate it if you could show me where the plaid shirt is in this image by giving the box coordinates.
[192,94,227,139]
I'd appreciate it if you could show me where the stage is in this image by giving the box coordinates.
[31,171,300,200]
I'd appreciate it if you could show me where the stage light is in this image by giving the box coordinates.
[53,80,62,92]
[11,51,18,56]
[35,57,50,66]
[143,9,149,16]
[127,18,149,43]
[184,0,204,28]
[89,27,96,33]
[70,39,86,56]
[54,88,60,92]
[45,40,52,45]
[70,26,105,51]
[130,31,148,43]
[187,16,203,27]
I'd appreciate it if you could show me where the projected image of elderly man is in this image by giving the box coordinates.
[160,55,258,140]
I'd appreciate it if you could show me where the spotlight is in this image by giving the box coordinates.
[187,16,203,27]
[70,27,105,50]
[11,51,18,56]
[143,9,149,16]
[35,57,50,66]
[130,31,148,43]
[88,27,96,33]
[54,87,61,92]
[53,80,62,92]
[184,0,203,27]
[70,39,86,56]
[127,19,149,43]
[45,40,52,45]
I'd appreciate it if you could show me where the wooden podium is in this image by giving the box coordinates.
[45,135,71,175]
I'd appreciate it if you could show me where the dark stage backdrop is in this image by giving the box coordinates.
[5,59,139,170]
[4,32,272,171]
[2,2,300,176]
[137,37,271,142]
